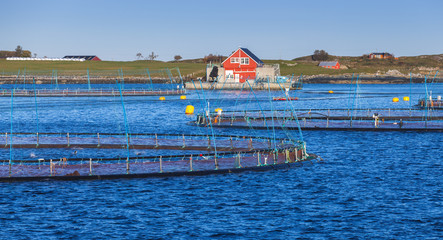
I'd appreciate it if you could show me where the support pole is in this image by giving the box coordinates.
[67,133,70,146]
[97,133,100,147]
[89,158,92,175]
[159,156,163,173]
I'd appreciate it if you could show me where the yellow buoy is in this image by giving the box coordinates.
[180,95,186,100]
[328,90,334,94]
[392,97,399,102]
[403,96,410,101]
[214,108,223,113]
[159,96,165,101]
[185,105,194,114]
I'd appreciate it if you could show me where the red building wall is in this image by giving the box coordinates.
[320,62,340,69]
[223,49,257,82]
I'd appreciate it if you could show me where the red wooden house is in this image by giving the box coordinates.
[319,61,340,69]
[222,48,264,83]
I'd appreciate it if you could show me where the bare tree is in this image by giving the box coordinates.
[174,55,182,61]
[148,52,158,60]
[204,54,224,63]
[15,45,23,57]
[136,52,143,60]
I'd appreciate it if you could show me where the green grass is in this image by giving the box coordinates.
[0,60,206,77]
[1,54,441,78]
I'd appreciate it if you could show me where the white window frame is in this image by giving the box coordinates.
[230,57,239,63]
[240,58,249,65]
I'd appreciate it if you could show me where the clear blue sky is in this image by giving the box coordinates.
[1,0,442,61]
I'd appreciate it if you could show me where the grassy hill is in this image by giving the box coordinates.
[1,54,442,78]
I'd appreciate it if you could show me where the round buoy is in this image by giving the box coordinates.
[185,105,194,114]
[214,108,222,113]
[328,90,334,94]
[392,97,399,102]
[403,96,410,101]
[180,95,186,100]
[159,96,165,101]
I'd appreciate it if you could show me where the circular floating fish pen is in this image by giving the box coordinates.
[0,133,315,182]
[0,89,186,97]
[195,108,443,131]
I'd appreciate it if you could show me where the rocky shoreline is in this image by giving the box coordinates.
[0,74,440,85]
[303,75,440,84]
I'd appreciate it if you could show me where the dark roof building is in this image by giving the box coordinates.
[368,52,394,59]
[63,55,101,61]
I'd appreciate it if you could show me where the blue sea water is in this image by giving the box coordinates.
[0,83,441,239]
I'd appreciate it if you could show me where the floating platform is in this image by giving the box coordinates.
[418,98,443,109]
[0,89,186,97]
[185,81,299,90]
[0,133,314,181]
[195,108,443,132]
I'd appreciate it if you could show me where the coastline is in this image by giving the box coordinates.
[0,75,440,85]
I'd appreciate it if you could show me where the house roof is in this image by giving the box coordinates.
[222,48,264,65]
[63,55,99,60]
[370,52,392,55]
[319,61,339,67]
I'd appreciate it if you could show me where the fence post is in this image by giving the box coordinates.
[126,156,129,174]
[214,154,219,170]
[155,134,158,148]
[274,151,278,164]
[257,151,261,166]
[235,153,241,168]
[285,149,290,163]
[182,134,186,148]
[50,159,53,176]
[189,155,193,171]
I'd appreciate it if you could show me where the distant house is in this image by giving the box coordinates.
[319,61,340,69]
[369,52,394,59]
[206,47,279,83]
[63,55,101,61]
